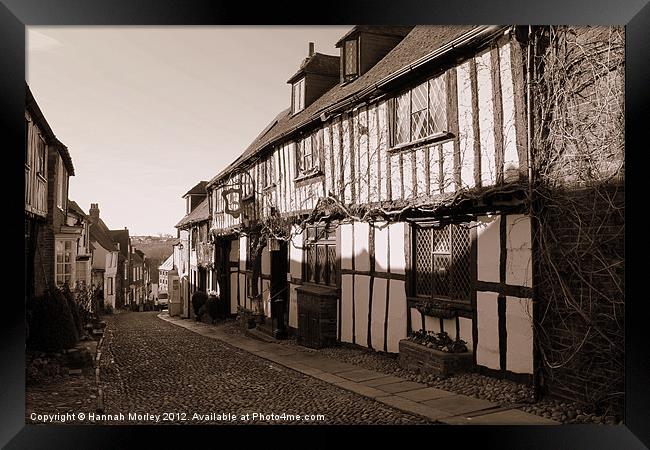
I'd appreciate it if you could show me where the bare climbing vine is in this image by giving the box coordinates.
[528,26,624,414]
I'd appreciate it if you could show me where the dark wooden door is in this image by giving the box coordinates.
[270,241,288,338]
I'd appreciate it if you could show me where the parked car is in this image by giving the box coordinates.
[155,293,168,311]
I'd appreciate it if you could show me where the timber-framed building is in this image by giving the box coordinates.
[185,25,624,412]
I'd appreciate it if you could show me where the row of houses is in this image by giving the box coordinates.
[167,26,624,411]
[25,85,149,311]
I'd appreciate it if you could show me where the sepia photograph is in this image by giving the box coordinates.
[0,0,643,442]
[21,22,627,429]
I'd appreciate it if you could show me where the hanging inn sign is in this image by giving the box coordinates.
[220,168,255,219]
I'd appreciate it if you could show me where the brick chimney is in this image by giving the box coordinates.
[308,42,315,57]
[89,203,100,223]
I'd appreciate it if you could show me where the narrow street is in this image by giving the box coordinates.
[97,312,434,425]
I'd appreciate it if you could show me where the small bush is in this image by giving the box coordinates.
[103,304,114,315]
[60,285,83,335]
[26,290,79,352]
[192,291,208,321]
[206,295,219,323]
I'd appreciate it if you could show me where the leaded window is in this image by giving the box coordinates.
[292,77,305,114]
[414,223,471,303]
[295,129,323,176]
[392,74,448,146]
[303,223,337,286]
[344,39,358,80]
[55,240,73,287]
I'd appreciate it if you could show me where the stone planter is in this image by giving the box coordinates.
[399,339,474,377]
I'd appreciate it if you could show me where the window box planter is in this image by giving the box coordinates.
[398,339,474,377]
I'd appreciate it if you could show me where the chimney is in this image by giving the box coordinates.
[308,42,315,57]
[89,203,100,223]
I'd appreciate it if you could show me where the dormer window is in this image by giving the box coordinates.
[343,39,358,81]
[292,77,305,114]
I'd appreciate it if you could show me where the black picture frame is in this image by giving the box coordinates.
[2,0,647,448]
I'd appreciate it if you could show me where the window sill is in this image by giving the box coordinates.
[388,132,454,154]
[293,170,323,184]
[407,296,472,313]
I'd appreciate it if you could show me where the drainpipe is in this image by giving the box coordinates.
[526,25,541,402]
[527,26,534,201]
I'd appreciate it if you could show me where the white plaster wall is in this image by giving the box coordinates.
[424,315,440,334]
[388,222,406,274]
[459,316,473,348]
[429,146,440,193]
[506,296,534,374]
[358,108,369,205]
[368,105,379,204]
[373,222,389,273]
[457,60,476,189]
[441,141,455,193]
[390,153,402,201]
[354,275,371,345]
[410,307,421,332]
[262,279,271,317]
[370,277,387,350]
[289,225,303,279]
[477,215,501,283]
[386,279,407,353]
[476,291,500,370]
[416,147,427,197]
[354,222,370,272]
[442,318,456,337]
[377,101,390,202]
[288,284,298,328]
[476,51,497,187]
[340,274,354,343]
[340,222,353,271]
[261,245,270,276]
[342,116,352,204]
[402,150,413,199]
[506,215,532,287]
[499,42,520,182]
[239,235,247,272]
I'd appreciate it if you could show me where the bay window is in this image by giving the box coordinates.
[55,240,74,287]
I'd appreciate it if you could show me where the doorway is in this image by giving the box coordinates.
[270,240,289,339]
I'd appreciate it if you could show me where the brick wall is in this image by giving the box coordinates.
[535,184,624,415]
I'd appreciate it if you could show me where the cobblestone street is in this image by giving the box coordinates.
[97,312,434,425]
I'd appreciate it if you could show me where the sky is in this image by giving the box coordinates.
[27,26,351,236]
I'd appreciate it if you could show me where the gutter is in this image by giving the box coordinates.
[208,25,507,189]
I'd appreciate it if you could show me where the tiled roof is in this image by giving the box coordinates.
[67,200,86,217]
[175,197,210,228]
[335,25,414,47]
[159,253,174,271]
[207,25,477,188]
[90,222,118,252]
[287,52,340,84]
[183,181,208,197]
